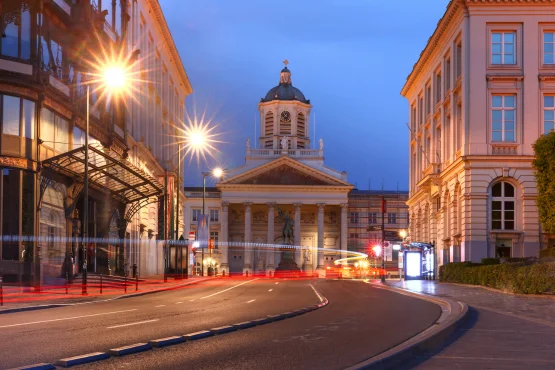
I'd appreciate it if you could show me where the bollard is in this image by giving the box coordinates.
[124,274,127,294]
[135,274,138,291]
[100,273,103,295]
[0,277,3,306]
[65,272,69,294]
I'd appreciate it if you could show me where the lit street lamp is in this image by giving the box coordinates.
[82,55,137,295]
[201,167,224,277]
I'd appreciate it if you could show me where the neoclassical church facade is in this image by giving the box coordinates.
[183,62,353,276]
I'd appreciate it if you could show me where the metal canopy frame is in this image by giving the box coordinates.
[408,242,434,250]
[41,144,163,205]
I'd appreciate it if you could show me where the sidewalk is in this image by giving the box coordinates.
[0,275,212,313]
[386,280,555,325]
[384,280,555,369]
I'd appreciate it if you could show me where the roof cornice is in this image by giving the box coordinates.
[401,0,463,97]
[148,0,193,95]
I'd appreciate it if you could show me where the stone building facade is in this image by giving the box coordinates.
[0,0,190,286]
[184,63,353,276]
[402,0,555,267]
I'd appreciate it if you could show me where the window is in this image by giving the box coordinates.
[436,197,441,212]
[491,182,515,230]
[411,104,416,132]
[427,85,432,115]
[492,95,515,142]
[73,126,85,149]
[209,209,219,222]
[418,95,423,126]
[2,95,35,139]
[544,96,555,134]
[435,72,441,104]
[456,42,462,78]
[349,212,359,224]
[368,212,377,224]
[297,113,306,137]
[387,213,397,224]
[210,231,219,249]
[0,8,31,60]
[445,58,451,92]
[544,32,554,65]
[349,233,358,239]
[192,209,201,222]
[40,108,68,152]
[491,32,515,65]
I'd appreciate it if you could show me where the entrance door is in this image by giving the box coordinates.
[495,239,512,258]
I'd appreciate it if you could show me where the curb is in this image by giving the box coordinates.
[7,364,56,370]
[344,281,469,370]
[0,278,213,315]
[15,282,329,369]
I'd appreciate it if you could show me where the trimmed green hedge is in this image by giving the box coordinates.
[439,262,555,295]
[540,248,555,259]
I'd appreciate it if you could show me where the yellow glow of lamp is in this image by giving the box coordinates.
[212,167,224,178]
[103,66,127,90]
[399,230,407,239]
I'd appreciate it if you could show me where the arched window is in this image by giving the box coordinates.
[264,111,273,136]
[296,112,306,136]
[491,182,515,230]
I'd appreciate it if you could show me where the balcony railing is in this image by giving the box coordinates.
[247,148,323,158]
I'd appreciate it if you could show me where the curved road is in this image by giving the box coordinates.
[0,278,320,369]
[72,280,441,370]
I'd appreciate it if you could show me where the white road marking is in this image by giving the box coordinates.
[310,284,324,303]
[107,319,159,329]
[176,302,183,304]
[246,299,256,303]
[189,299,196,302]
[200,279,259,299]
[155,305,166,308]
[275,282,279,285]
[268,289,273,292]
[0,309,138,329]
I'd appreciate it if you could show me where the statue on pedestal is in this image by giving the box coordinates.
[274,205,300,276]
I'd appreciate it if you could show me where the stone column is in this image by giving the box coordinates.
[340,203,348,264]
[243,202,252,275]
[294,203,302,269]
[317,204,325,269]
[220,202,229,275]
[267,203,275,275]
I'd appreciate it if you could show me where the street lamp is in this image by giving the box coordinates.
[201,167,224,277]
[399,230,407,239]
[82,58,135,295]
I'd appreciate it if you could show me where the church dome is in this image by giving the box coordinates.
[261,63,310,104]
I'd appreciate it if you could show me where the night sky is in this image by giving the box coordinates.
[159,0,450,190]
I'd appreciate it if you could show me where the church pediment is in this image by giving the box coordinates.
[221,158,350,187]
[238,164,330,186]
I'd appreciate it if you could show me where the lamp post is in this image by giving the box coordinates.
[82,61,134,295]
[201,167,223,277]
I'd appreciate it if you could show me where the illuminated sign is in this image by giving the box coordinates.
[405,251,422,278]
[393,244,401,251]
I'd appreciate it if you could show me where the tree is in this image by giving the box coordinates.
[532,131,555,234]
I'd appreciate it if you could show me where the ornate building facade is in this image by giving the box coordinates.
[402,0,555,267]
[184,62,353,276]
[0,0,190,286]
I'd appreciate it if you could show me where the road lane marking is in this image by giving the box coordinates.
[107,319,159,329]
[155,305,166,308]
[200,279,259,299]
[310,284,324,303]
[275,282,279,284]
[189,299,196,302]
[268,289,273,292]
[176,302,183,304]
[0,309,138,329]
[246,299,256,303]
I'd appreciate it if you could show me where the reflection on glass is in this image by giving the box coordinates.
[2,169,21,260]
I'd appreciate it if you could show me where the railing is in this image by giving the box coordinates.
[247,148,323,158]
[491,143,518,155]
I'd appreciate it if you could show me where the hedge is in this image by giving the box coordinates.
[540,248,555,259]
[439,262,555,295]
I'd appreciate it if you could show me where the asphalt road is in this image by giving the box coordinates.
[0,278,321,369]
[73,280,442,370]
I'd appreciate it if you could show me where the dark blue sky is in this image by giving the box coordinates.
[160,0,449,190]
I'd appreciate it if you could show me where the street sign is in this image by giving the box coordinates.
[367,225,382,232]
[384,230,400,240]
[188,231,195,241]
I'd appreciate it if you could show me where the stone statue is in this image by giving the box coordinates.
[276,205,294,244]
[246,138,250,150]
[303,248,312,262]
[319,138,324,150]
[281,137,288,150]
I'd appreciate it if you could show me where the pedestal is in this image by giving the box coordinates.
[274,246,301,277]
